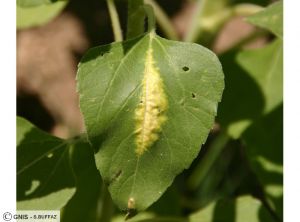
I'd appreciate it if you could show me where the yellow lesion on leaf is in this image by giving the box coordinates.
[134,47,168,156]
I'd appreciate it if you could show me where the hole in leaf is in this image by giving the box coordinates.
[192,93,196,98]
[182,66,190,72]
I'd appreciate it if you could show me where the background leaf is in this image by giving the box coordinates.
[216,2,283,218]
[17,117,75,210]
[17,189,75,210]
[242,105,283,220]
[17,0,65,8]
[17,117,111,219]
[17,1,67,29]
[186,138,252,209]
[77,33,224,211]
[215,0,283,139]
[247,1,283,39]
[189,195,275,222]
[237,39,283,114]
[215,2,283,218]
[218,38,282,139]
[217,50,262,139]
[61,140,112,222]
[113,213,187,222]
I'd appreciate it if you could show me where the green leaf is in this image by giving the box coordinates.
[217,2,283,217]
[218,39,283,139]
[247,1,283,39]
[242,105,283,219]
[217,50,264,139]
[188,139,251,209]
[17,117,75,210]
[77,32,224,211]
[237,39,283,114]
[217,39,283,220]
[17,1,67,29]
[61,141,109,222]
[112,213,156,222]
[113,213,187,222]
[17,189,75,210]
[189,196,275,222]
[17,0,65,7]
[133,218,187,222]
[148,184,182,217]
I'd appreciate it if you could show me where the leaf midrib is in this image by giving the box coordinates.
[17,140,67,175]
[128,35,154,205]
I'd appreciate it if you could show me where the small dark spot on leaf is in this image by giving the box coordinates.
[192,93,196,98]
[140,100,143,104]
[182,66,190,72]
[107,170,122,186]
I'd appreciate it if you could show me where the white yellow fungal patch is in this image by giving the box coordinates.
[134,47,168,156]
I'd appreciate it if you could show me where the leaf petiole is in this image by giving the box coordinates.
[145,0,179,40]
[143,4,156,34]
[106,0,123,42]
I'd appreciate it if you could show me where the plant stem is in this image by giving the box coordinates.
[187,131,230,191]
[143,4,156,33]
[145,0,179,40]
[107,0,123,42]
[233,3,263,17]
[184,0,205,42]
[126,0,145,39]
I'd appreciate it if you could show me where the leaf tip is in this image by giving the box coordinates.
[125,197,137,220]
[128,197,135,209]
